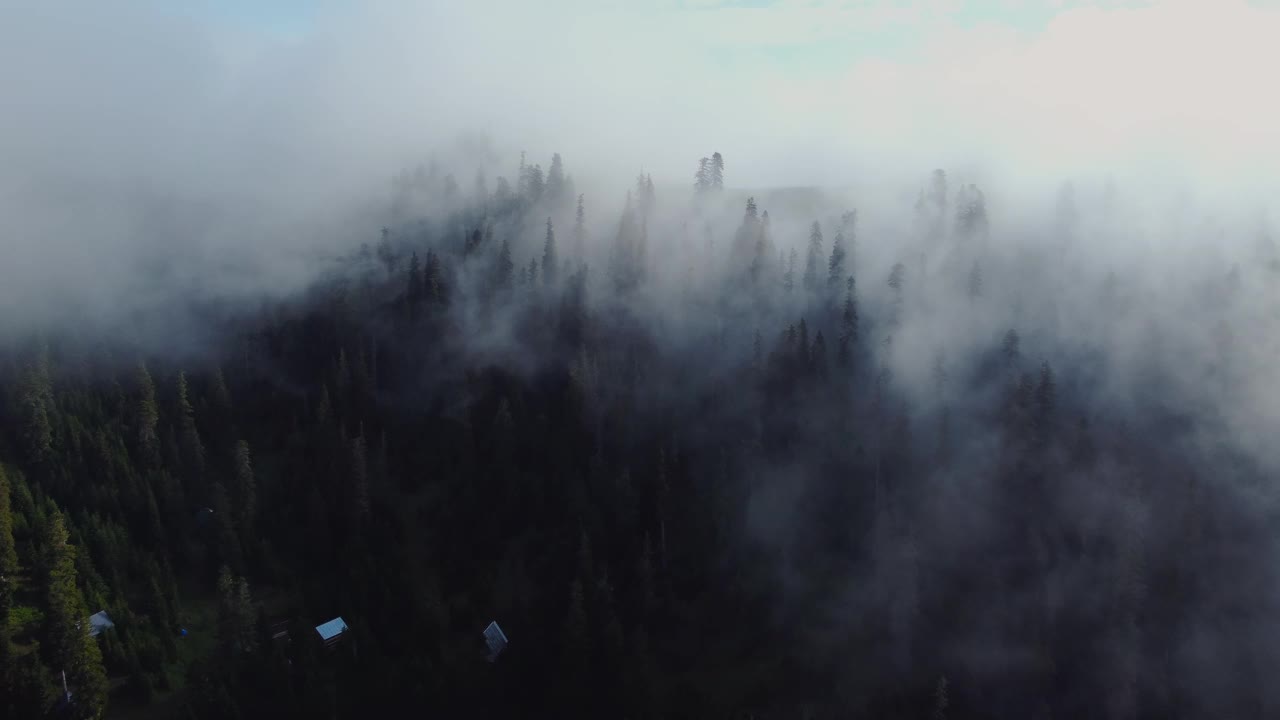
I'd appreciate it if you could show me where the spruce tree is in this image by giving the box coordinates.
[573,194,587,260]
[710,152,724,190]
[694,157,710,194]
[828,231,846,292]
[43,510,108,719]
[0,467,14,672]
[136,363,161,469]
[496,238,515,292]
[804,222,824,291]
[232,440,256,548]
[783,249,797,294]
[176,372,205,487]
[543,218,558,287]
[0,466,16,575]
[547,153,566,204]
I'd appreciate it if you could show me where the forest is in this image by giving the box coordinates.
[1,147,1279,720]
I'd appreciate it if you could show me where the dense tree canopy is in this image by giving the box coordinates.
[0,150,1276,719]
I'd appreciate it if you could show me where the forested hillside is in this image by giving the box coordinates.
[1,152,1278,719]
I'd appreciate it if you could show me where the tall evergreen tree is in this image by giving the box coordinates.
[710,152,725,190]
[215,566,256,657]
[573,194,587,260]
[827,231,846,293]
[136,363,161,468]
[1002,329,1022,369]
[838,276,859,368]
[546,153,566,205]
[804,222,824,292]
[783,249,797,294]
[0,467,14,673]
[19,352,53,465]
[43,510,108,719]
[424,250,444,305]
[543,218,558,287]
[811,332,828,379]
[496,238,515,292]
[0,466,17,575]
[406,252,423,313]
[694,157,710,195]
[231,441,256,548]
[176,372,205,487]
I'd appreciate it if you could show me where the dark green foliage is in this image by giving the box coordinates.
[543,217,558,287]
[804,221,823,291]
[0,153,1268,720]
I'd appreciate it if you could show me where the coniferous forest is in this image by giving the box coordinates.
[2,147,1279,720]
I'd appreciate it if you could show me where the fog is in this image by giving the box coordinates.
[2,0,1277,338]
[4,1,1280,716]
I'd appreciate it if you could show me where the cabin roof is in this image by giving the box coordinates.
[315,617,348,641]
[88,610,115,637]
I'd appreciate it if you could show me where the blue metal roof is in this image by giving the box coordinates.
[484,620,508,661]
[88,610,115,637]
[315,617,348,641]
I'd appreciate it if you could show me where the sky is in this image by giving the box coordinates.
[0,0,1277,334]
[153,0,1280,193]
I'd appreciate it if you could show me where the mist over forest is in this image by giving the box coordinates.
[1,2,1279,719]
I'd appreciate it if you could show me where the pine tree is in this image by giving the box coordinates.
[838,276,859,368]
[543,218,558,287]
[804,222,824,292]
[43,510,108,719]
[610,192,644,293]
[828,230,846,292]
[546,153,566,204]
[694,157,710,195]
[20,352,53,465]
[956,183,989,238]
[1002,329,1021,369]
[424,250,444,305]
[888,262,905,293]
[636,173,656,219]
[231,441,256,546]
[0,466,17,575]
[0,467,14,672]
[573,194,587,260]
[524,164,545,204]
[886,262,905,328]
[783,249,797,294]
[1034,360,1057,443]
[796,318,810,372]
[496,238,515,292]
[710,152,724,190]
[930,169,948,213]
[376,227,398,276]
[216,566,256,657]
[176,372,205,486]
[811,332,828,379]
[136,363,161,468]
[406,251,423,314]
[932,675,949,720]
[210,483,242,573]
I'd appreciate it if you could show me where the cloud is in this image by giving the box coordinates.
[0,0,1274,339]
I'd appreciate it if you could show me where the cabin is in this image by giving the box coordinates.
[483,620,508,662]
[87,610,115,638]
[315,617,349,648]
